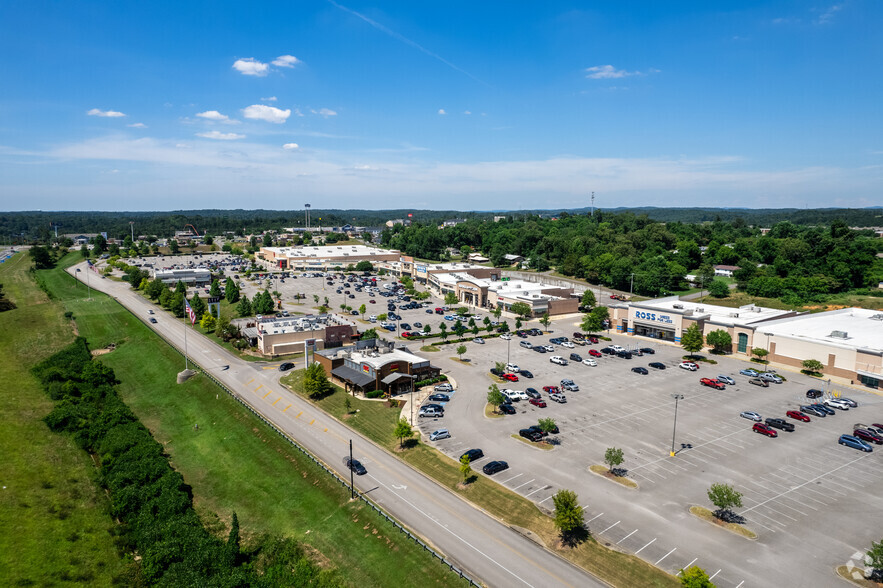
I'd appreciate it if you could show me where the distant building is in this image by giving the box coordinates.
[468,252,490,263]
[315,339,440,396]
[251,313,357,356]
[441,218,466,228]
[63,233,100,245]
[713,265,741,277]
[152,268,212,286]
[258,245,401,270]
[493,216,507,222]
[503,254,524,264]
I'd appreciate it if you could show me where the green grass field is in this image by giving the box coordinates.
[37,254,463,588]
[281,373,678,588]
[0,253,127,586]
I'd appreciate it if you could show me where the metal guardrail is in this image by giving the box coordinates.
[132,305,479,586]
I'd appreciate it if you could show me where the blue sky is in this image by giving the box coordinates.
[1,1,881,211]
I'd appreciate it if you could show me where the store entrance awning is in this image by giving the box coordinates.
[331,366,375,388]
[381,373,416,385]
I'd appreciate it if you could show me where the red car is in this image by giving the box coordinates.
[529,398,547,408]
[588,336,599,344]
[401,332,413,338]
[588,349,602,358]
[502,373,519,382]
[786,410,811,422]
[542,385,560,393]
[753,423,778,438]
[700,378,725,390]
[854,429,883,445]
[369,299,376,303]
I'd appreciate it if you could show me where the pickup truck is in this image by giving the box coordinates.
[765,418,795,432]
[700,378,725,390]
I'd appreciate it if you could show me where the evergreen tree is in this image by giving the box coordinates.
[209,279,221,297]
[227,512,240,566]
[190,295,207,320]
[236,294,252,317]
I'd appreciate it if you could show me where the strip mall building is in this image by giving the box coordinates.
[258,245,401,270]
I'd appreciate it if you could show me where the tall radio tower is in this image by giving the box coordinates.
[590,192,595,217]
[305,203,311,229]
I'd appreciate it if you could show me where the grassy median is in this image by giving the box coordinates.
[35,254,463,588]
[282,372,678,588]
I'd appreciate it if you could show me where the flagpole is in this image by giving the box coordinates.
[184,297,190,371]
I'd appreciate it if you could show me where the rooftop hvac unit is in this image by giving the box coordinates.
[870,313,883,321]
[729,313,740,318]
[829,330,849,339]
[673,304,684,309]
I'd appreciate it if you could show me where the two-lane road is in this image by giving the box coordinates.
[69,262,605,588]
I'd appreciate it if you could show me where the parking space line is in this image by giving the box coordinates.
[262,390,272,399]
[735,581,745,588]
[655,547,677,565]
[586,511,603,522]
[681,558,698,572]
[501,473,523,484]
[272,397,281,406]
[283,404,291,412]
[616,529,638,544]
[600,520,620,534]
[538,495,554,504]
[634,538,656,554]
[524,486,548,498]
[512,478,535,491]
[708,569,721,581]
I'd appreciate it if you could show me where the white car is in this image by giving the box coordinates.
[505,363,520,373]
[550,356,569,366]
[610,345,625,353]
[679,362,699,371]
[543,345,555,352]
[500,333,512,340]
[549,393,567,403]
[560,341,575,348]
[824,398,851,411]
[474,337,485,344]
[502,389,521,402]
[582,358,597,367]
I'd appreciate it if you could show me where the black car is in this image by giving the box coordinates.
[806,389,823,399]
[400,323,411,331]
[600,347,616,355]
[641,348,655,354]
[525,388,541,399]
[278,362,295,371]
[530,329,542,336]
[422,403,444,412]
[631,367,649,375]
[460,448,484,462]
[765,418,796,432]
[649,362,666,370]
[812,403,836,415]
[483,460,509,475]
[569,353,582,362]
[800,404,827,418]
[499,403,516,415]
[149,317,158,323]
[490,367,504,376]
[616,350,633,359]
[529,423,558,435]
[428,393,450,402]
[520,369,534,378]
[519,429,544,442]
[343,456,367,475]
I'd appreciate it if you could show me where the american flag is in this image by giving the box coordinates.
[184,298,197,325]
[86,259,98,273]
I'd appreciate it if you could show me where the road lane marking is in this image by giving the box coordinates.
[634,538,656,554]
[296,411,303,418]
[283,404,291,412]
[272,397,281,406]
[262,366,277,370]
[735,582,745,588]
[708,569,721,580]
[600,521,620,534]
[617,529,638,544]
[246,378,254,385]
[310,419,315,425]
[254,384,263,393]
[262,390,272,399]
[538,496,553,504]
[655,547,676,565]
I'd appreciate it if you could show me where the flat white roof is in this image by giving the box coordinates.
[758,308,883,352]
[633,296,794,327]
[264,245,396,259]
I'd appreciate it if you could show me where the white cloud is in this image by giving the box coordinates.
[311,108,337,117]
[242,104,291,124]
[816,3,843,24]
[196,131,245,140]
[438,109,447,115]
[272,55,300,68]
[584,65,640,79]
[293,108,304,117]
[463,110,472,115]
[127,123,147,128]
[232,57,270,76]
[282,143,299,150]
[261,96,278,102]
[87,108,126,118]
[196,110,231,122]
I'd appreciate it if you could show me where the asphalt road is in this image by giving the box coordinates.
[68,261,606,588]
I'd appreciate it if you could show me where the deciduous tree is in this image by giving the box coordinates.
[302,363,332,399]
[552,489,585,539]
[393,418,413,449]
[681,323,704,358]
[707,482,743,520]
[456,344,467,360]
[705,329,732,353]
[487,384,504,413]
[680,566,715,588]
[604,447,624,472]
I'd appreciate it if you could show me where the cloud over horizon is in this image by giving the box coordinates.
[87,108,126,117]
[232,58,270,76]
[242,104,291,123]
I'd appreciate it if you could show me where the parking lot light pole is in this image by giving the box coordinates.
[670,394,684,457]
[506,335,511,366]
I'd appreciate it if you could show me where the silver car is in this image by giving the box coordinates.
[717,375,736,385]
[429,428,451,441]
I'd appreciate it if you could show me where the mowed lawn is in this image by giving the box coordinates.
[0,253,126,586]
[43,254,462,588]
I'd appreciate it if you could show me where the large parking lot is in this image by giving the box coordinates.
[414,323,883,587]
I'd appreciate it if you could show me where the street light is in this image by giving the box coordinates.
[506,334,511,366]
[670,394,684,457]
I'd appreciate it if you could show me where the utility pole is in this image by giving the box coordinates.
[349,439,355,499]
[670,394,684,457]
[629,273,635,296]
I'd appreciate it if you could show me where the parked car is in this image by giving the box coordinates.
[740,411,762,422]
[616,350,633,359]
[739,368,760,377]
[812,403,836,415]
[499,403,516,415]
[429,428,451,441]
[460,448,484,462]
[824,398,851,411]
[765,418,795,432]
[519,428,544,442]
[530,423,558,435]
[474,337,485,344]
[840,397,858,408]
[543,345,555,352]
[500,333,512,340]
[717,375,736,385]
[520,340,533,349]
[149,317,158,324]
[640,347,655,354]
[679,362,699,371]
[786,410,811,422]
[520,369,534,378]
[490,367,504,376]
[854,429,883,445]
[839,434,873,452]
[800,405,826,418]
[419,407,444,418]
[428,393,450,402]
[582,358,597,367]
[502,373,519,382]
[753,422,778,438]
[505,363,520,373]
[278,362,295,371]
[749,378,769,387]
[525,388,541,399]
[760,373,783,384]
[533,345,547,353]
[482,460,509,475]
[549,393,567,403]
[529,398,547,408]
[649,362,666,370]
[569,353,583,362]
[588,349,603,358]
[632,367,649,375]
[550,356,568,366]
[700,378,725,390]
[343,456,367,475]
[560,379,579,391]
[806,389,823,399]
[434,383,453,392]
[871,423,883,435]
[542,385,560,393]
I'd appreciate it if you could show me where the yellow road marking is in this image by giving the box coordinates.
[262,390,272,399]
[296,411,303,418]
[324,428,328,432]
[254,384,263,393]
[309,419,315,425]
[272,397,281,406]
[246,378,254,385]
[283,404,291,412]
[262,366,277,370]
